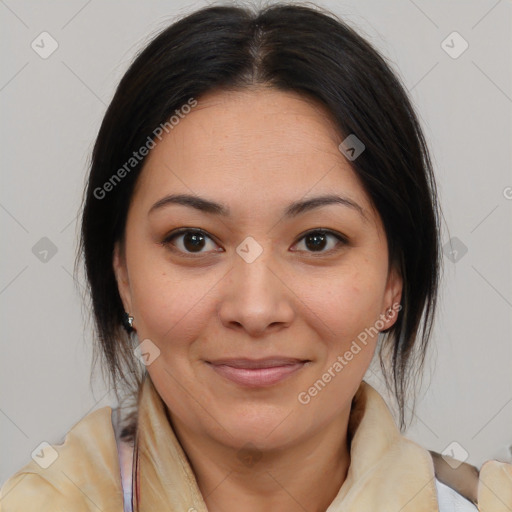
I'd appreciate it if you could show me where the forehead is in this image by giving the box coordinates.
[132,87,375,220]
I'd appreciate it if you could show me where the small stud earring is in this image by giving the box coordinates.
[123,312,135,333]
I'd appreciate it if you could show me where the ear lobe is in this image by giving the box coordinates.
[113,242,132,313]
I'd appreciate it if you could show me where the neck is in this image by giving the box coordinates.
[168,406,351,512]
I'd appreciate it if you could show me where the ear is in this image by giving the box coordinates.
[382,265,403,329]
[113,241,133,313]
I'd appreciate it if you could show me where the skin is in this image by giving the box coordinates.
[113,86,402,512]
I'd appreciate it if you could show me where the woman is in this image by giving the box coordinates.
[1,3,510,511]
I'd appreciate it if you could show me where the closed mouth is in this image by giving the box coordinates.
[205,358,311,387]
[206,357,310,369]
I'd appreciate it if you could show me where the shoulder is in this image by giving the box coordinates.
[430,449,512,511]
[0,406,123,512]
[477,459,512,510]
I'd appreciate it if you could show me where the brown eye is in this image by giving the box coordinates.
[162,229,221,254]
[292,230,347,254]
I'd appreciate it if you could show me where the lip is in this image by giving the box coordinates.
[206,358,310,387]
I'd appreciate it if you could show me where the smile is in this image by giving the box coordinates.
[205,358,310,387]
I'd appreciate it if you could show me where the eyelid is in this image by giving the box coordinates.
[161,227,214,244]
[295,228,348,243]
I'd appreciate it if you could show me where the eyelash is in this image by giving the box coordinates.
[161,228,348,257]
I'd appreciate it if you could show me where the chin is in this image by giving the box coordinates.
[215,405,301,448]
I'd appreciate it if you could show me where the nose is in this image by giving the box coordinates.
[218,247,295,337]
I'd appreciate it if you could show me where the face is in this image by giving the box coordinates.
[114,87,402,451]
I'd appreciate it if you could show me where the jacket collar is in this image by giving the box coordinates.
[133,373,439,511]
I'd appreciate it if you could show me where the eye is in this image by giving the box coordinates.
[161,228,348,256]
[162,228,221,255]
[291,229,348,254]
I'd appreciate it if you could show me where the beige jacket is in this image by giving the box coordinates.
[1,375,510,511]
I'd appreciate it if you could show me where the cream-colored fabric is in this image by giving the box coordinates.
[0,406,124,512]
[1,374,511,511]
[478,460,512,512]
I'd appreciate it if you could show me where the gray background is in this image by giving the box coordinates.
[1,0,511,484]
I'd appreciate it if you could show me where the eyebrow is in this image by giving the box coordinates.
[148,193,367,221]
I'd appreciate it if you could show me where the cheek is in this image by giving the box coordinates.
[127,248,219,352]
[298,261,385,340]
[132,272,205,343]
[124,239,181,337]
